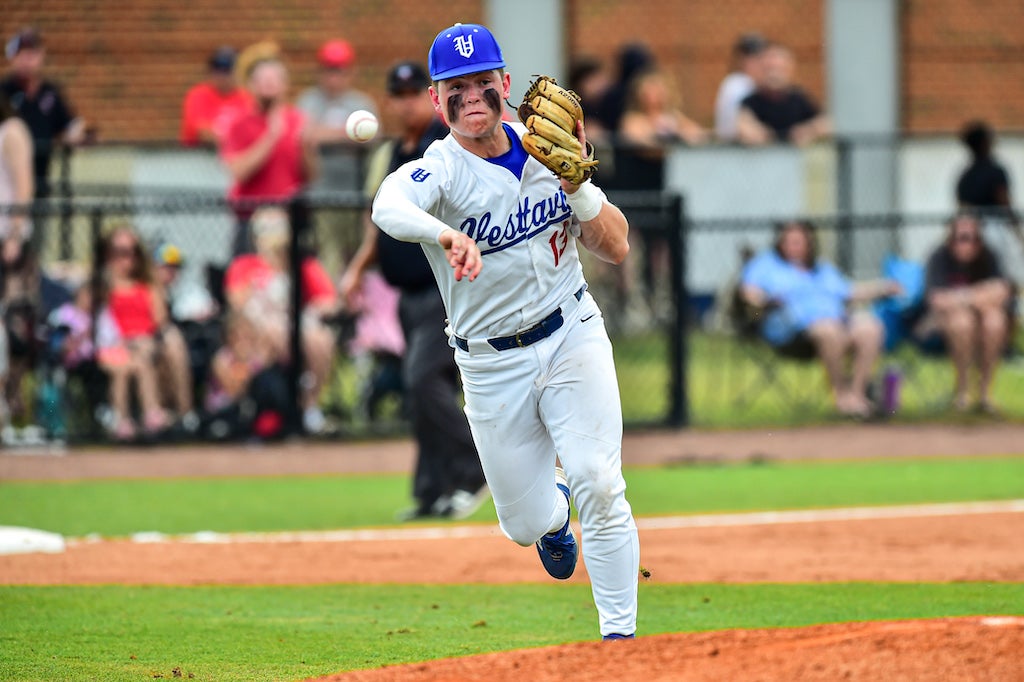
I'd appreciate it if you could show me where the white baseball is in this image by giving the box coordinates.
[345,110,378,143]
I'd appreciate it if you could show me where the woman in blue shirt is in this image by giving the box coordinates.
[741,221,899,417]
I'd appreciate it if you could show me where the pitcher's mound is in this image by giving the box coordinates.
[310,616,1024,682]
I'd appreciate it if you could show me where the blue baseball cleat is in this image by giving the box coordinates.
[536,467,577,580]
[602,633,636,641]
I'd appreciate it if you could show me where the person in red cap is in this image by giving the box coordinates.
[297,38,380,272]
[297,39,377,147]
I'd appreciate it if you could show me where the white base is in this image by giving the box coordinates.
[0,526,66,555]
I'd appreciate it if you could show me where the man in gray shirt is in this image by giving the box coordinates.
[297,38,377,194]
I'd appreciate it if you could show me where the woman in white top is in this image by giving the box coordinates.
[714,33,767,142]
[0,91,34,430]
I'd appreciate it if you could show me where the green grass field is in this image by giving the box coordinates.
[1,456,1022,681]
[2,457,1023,536]
[2,583,1021,682]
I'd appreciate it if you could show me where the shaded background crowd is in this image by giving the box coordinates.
[1,1,1023,449]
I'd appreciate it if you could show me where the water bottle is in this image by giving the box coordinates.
[882,365,902,415]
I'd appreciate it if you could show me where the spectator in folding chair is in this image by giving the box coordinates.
[914,211,1013,414]
[96,227,194,441]
[740,220,900,418]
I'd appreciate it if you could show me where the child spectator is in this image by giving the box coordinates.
[47,278,94,370]
[205,311,270,415]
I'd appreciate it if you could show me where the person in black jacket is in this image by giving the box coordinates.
[340,61,487,520]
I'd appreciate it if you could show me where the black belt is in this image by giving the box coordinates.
[454,286,585,352]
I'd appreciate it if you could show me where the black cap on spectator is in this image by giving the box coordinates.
[735,32,767,57]
[387,61,430,94]
[208,46,237,73]
[6,27,43,60]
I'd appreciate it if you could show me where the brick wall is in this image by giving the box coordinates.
[902,0,1024,131]
[3,0,1022,141]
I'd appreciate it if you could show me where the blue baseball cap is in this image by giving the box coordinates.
[428,23,505,81]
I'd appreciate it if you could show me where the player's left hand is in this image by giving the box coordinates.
[439,230,483,282]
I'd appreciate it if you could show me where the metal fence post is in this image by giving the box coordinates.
[287,196,309,435]
[87,205,104,353]
[59,145,74,261]
[835,136,854,273]
[667,193,689,428]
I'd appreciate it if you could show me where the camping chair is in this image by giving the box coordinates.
[724,285,824,413]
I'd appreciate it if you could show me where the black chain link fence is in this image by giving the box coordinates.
[3,134,1022,447]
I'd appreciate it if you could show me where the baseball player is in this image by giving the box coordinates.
[372,23,639,640]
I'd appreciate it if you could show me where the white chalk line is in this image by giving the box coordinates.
[65,499,1024,546]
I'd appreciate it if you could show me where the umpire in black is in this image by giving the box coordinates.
[340,61,488,520]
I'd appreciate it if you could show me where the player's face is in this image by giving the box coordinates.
[430,70,510,139]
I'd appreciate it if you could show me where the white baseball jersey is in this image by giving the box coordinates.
[372,120,639,638]
[372,121,586,340]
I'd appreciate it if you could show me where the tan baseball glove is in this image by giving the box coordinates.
[517,75,599,185]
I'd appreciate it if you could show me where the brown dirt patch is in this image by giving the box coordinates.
[1,512,1021,586]
[309,617,1024,682]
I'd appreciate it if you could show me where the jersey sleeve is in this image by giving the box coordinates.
[371,158,453,245]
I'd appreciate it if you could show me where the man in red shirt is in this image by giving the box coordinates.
[180,47,251,147]
[220,42,318,255]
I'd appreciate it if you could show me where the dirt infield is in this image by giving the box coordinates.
[311,618,1024,682]
[2,511,1022,586]
[3,423,1023,681]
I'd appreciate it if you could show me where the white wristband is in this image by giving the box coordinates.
[565,180,605,223]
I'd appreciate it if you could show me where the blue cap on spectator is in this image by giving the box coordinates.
[428,23,505,81]
[208,46,237,73]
